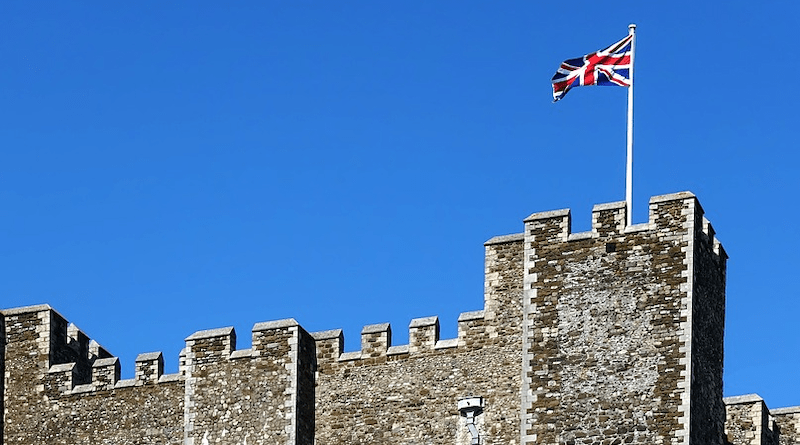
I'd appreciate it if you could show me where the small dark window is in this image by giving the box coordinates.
[605,243,616,253]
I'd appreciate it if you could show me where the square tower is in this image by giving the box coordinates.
[521,192,727,445]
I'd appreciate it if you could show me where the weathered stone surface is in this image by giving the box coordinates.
[521,192,728,445]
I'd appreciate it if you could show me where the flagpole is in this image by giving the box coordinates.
[626,23,636,227]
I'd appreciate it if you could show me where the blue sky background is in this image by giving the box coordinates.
[2,2,798,408]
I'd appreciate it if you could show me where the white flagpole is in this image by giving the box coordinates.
[626,24,636,227]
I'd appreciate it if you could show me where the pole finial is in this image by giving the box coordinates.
[629,23,637,33]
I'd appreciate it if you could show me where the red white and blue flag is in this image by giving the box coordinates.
[551,34,633,102]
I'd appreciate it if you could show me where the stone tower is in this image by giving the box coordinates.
[521,192,727,444]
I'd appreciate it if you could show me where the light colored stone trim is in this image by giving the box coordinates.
[677,197,696,445]
[457,310,485,322]
[484,233,524,245]
[386,345,409,356]
[649,191,695,204]
[185,327,234,341]
[434,338,457,350]
[361,323,390,334]
[252,318,299,332]
[115,379,136,388]
[230,349,253,359]
[624,223,653,233]
[92,357,119,368]
[49,363,76,373]
[72,384,94,394]
[772,406,800,415]
[521,220,536,445]
[724,394,764,405]
[409,316,438,328]
[135,351,162,362]
[592,200,626,211]
[567,231,594,241]
[311,329,342,340]
[286,325,299,445]
[1,303,53,316]
[338,351,362,362]
[158,373,183,383]
[523,208,570,222]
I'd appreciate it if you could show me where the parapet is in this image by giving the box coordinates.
[521,191,727,261]
[2,304,183,396]
[310,308,490,367]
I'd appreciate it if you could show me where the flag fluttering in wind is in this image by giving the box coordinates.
[550,25,637,227]
[551,34,633,102]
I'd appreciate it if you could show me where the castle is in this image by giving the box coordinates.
[2,191,798,444]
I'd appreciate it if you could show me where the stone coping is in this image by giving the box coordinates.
[457,310,485,322]
[387,345,409,356]
[649,191,695,204]
[115,379,137,388]
[72,384,94,394]
[338,351,362,362]
[434,338,458,350]
[158,373,183,383]
[592,200,626,212]
[624,223,653,233]
[772,406,800,415]
[253,318,299,332]
[567,231,593,241]
[362,323,390,334]
[92,357,119,368]
[523,208,570,223]
[311,329,342,340]
[409,316,438,328]
[484,233,523,246]
[724,394,763,405]
[230,349,253,359]
[136,352,162,362]
[185,326,235,341]
[2,303,63,318]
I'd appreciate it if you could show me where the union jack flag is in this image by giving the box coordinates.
[551,34,632,102]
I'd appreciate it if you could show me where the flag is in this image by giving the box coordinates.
[551,34,633,102]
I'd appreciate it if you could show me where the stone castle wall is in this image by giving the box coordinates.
[312,231,524,444]
[1,192,796,445]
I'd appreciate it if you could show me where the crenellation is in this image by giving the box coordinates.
[47,362,78,393]
[592,200,627,236]
[457,310,487,349]
[360,322,391,359]
[725,394,780,445]
[88,339,112,363]
[135,351,164,385]
[185,326,236,364]
[91,356,120,390]
[2,192,795,445]
[311,328,343,365]
[409,316,439,354]
[524,208,571,243]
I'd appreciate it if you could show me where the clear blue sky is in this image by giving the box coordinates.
[2,2,798,408]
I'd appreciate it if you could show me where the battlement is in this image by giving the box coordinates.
[309,310,487,366]
[6,192,792,445]
[1,304,184,397]
[521,191,726,260]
